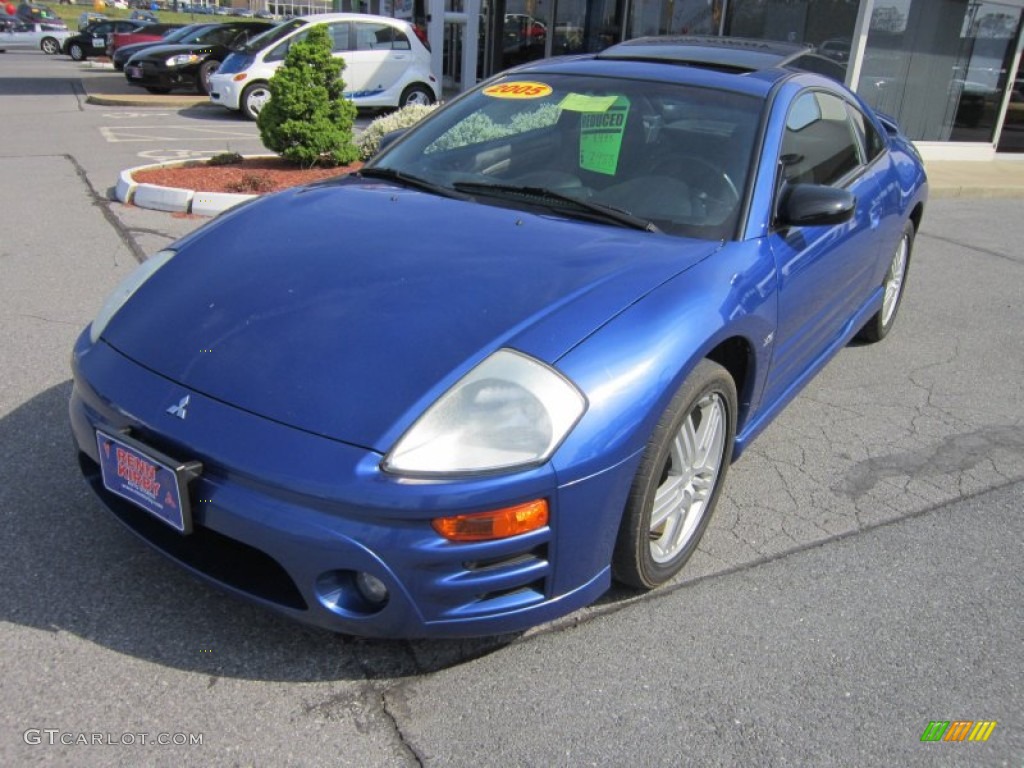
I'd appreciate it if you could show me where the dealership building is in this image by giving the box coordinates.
[316,0,1023,160]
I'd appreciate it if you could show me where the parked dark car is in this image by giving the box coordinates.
[63,19,153,61]
[112,22,205,71]
[124,20,271,94]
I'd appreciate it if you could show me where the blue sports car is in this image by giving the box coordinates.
[71,37,927,638]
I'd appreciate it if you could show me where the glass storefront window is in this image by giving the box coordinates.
[488,0,622,68]
[999,57,1024,151]
[498,1,550,70]
[555,0,623,56]
[726,0,859,66]
[628,0,724,38]
[859,0,1023,144]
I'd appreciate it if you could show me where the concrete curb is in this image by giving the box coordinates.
[132,182,193,213]
[192,190,259,217]
[115,157,261,216]
[929,186,1024,200]
[86,93,217,108]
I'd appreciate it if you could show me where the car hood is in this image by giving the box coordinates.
[102,179,719,451]
[117,40,160,57]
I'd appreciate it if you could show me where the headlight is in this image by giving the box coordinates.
[166,54,202,67]
[384,349,586,476]
[89,250,175,344]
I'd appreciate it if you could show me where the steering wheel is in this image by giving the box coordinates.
[658,154,741,219]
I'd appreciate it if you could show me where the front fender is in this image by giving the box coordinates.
[552,238,777,486]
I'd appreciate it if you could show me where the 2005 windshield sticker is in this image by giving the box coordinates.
[483,81,553,99]
[565,95,630,176]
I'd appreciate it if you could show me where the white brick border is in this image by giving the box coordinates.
[116,156,269,216]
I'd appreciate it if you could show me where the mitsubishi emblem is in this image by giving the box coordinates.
[167,394,190,420]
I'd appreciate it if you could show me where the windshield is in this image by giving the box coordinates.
[163,24,206,43]
[24,5,58,20]
[373,74,761,240]
[239,18,304,54]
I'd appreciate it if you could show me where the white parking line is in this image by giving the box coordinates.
[100,125,258,143]
[136,149,225,163]
[101,112,170,119]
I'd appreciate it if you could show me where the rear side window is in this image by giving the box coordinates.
[353,21,410,51]
[846,104,886,163]
[781,91,861,186]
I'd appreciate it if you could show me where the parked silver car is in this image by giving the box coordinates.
[0,13,70,54]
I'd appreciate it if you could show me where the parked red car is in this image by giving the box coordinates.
[108,22,181,56]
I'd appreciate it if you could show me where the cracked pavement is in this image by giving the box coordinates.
[1,53,1021,766]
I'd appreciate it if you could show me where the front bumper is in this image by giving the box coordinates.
[208,73,243,111]
[125,61,198,91]
[71,333,629,638]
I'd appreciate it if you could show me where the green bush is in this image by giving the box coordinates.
[257,25,359,168]
[357,103,440,160]
[207,151,244,166]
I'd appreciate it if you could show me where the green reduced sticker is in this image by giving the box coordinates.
[559,93,619,113]
[578,96,630,176]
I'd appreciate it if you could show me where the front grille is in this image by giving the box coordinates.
[79,453,306,611]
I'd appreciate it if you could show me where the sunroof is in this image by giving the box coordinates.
[597,36,814,73]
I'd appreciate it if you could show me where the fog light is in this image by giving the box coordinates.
[355,572,389,606]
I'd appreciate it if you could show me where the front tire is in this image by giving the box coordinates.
[613,359,736,589]
[197,59,219,95]
[40,37,60,55]
[241,82,270,120]
[68,42,85,61]
[857,219,914,343]
[399,83,434,108]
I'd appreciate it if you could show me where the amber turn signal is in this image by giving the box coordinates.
[233,73,248,82]
[432,499,549,542]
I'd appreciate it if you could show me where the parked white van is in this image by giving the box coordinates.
[209,13,439,120]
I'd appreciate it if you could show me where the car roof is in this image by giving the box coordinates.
[296,12,413,26]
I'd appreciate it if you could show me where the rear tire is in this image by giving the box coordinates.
[613,359,736,589]
[41,37,60,55]
[399,83,434,108]
[68,43,85,61]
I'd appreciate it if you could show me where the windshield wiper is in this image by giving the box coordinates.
[358,167,468,200]
[452,181,660,233]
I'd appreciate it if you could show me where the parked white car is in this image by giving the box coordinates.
[0,13,70,54]
[208,13,439,120]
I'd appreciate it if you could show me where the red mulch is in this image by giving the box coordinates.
[132,157,364,195]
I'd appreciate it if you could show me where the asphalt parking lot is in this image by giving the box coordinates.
[1,50,1021,766]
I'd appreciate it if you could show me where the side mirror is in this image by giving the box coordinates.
[777,183,856,227]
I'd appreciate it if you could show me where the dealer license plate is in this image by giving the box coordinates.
[127,65,142,79]
[96,430,201,534]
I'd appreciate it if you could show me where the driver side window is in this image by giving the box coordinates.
[781,91,862,187]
